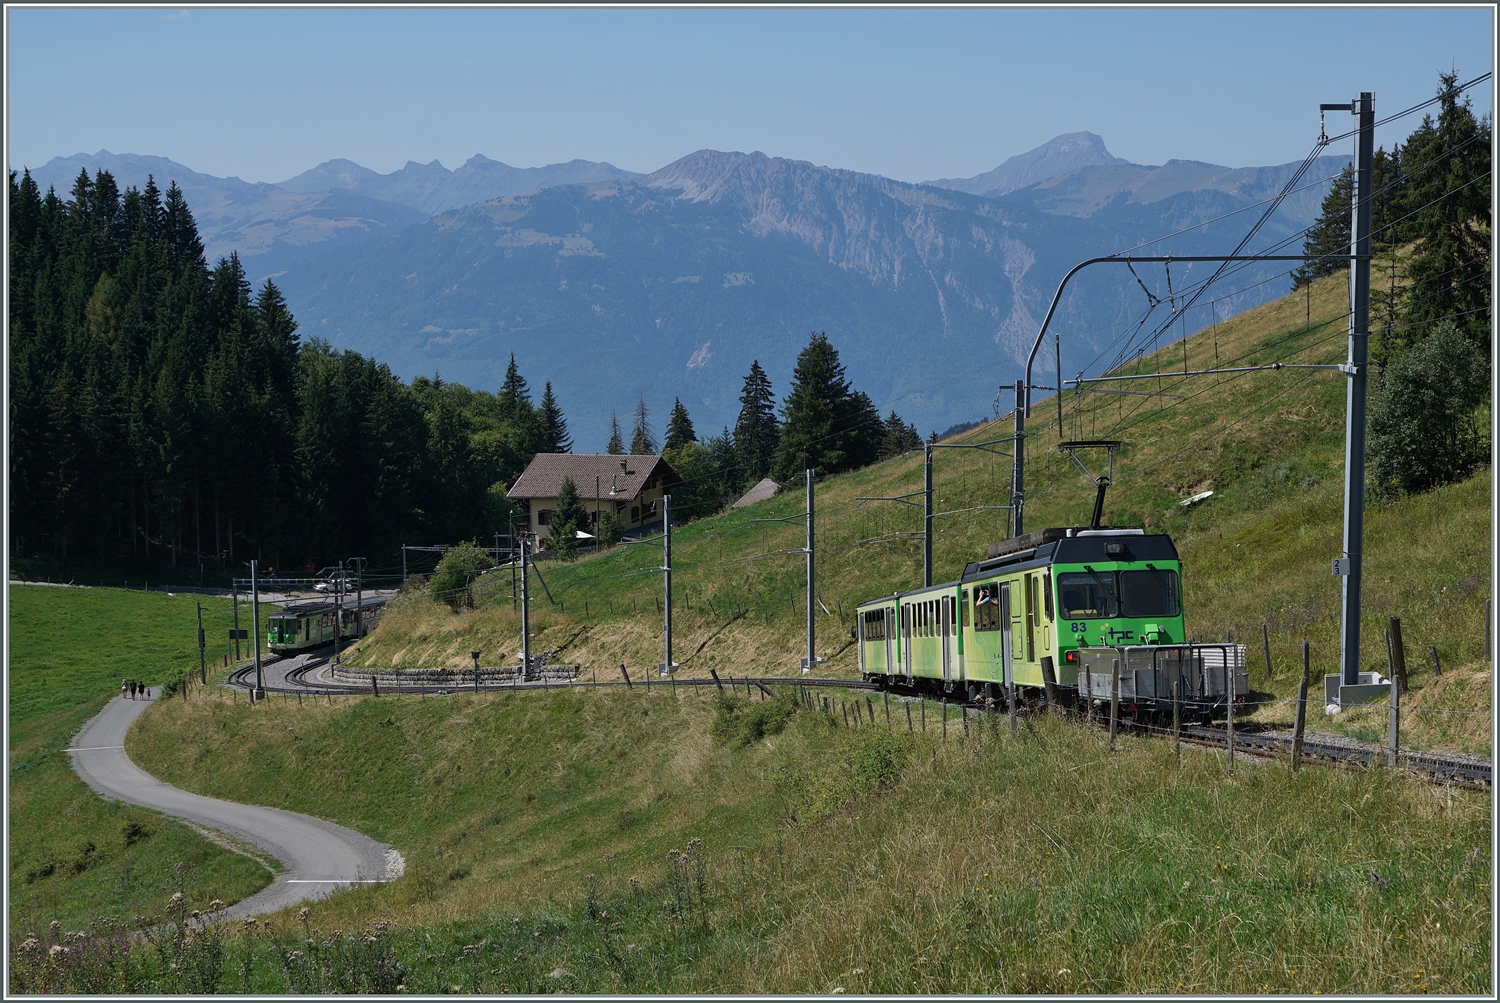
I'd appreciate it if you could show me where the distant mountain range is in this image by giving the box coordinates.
[275,155,640,215]
[16,136,1348,444]
[20,151,638,280]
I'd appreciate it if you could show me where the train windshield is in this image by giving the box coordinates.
[1057,572,1117,619]
[1119,569,1180,617]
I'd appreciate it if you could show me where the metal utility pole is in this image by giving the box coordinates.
[923,446,934,587]
[251,560,264,699]
[805,469,816,674]
[519,533,531,681]
[353,557,364,638]
[401,544,407,584]
[1333,91,1375,690]
[661,494,674,676]
[1010,380,1025,536]
[196,601,206,684]
[509,512,517,610]
[750,470,820,673]
[233,589,241,659]
[333,559,344,664]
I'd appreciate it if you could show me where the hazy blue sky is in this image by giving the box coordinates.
[6,6,1493,182]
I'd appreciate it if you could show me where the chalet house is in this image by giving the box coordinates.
[507,454,683,546]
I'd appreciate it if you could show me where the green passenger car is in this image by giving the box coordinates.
[856,528,1184,699]
[266,594,390,654]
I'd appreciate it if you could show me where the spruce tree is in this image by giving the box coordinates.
[497,353,533,423]
[773,332,855,481]
[879,410,920,459]
[664,397,696,449]
[630,395,657,454]
[734,359,778,483]
[538,381,571,452]
[550,476,590,559]
[606,411,625,455]
[1396,71,1492,351]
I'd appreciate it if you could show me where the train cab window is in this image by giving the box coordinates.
[862,609,886,641]
[1057,572,1118,619]
[1119,569,1180,617]
[1043,573,1054,621]
[973,583,1001,631]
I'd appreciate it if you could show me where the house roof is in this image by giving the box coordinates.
[507,454,682,502]
[731,477,780,508]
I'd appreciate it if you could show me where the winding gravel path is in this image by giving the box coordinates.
[68,695,403,919]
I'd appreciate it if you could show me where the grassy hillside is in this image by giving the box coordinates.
[6,586,272,933]
[117,683,1490,993]
[350,265,1490,752]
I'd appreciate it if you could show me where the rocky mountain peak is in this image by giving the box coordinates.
[927,132,1131,198]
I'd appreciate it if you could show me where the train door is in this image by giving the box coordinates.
[884,606,894,676]
[902,603,913,681]
[954,590,966,677]
[858,613,867,676]
[1000,584,1014,693]
[940,597,952,686]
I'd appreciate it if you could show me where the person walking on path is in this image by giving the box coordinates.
[121,680,128,700]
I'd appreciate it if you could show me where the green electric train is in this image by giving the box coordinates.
[856,526,1211,706]
[266,593,390,654]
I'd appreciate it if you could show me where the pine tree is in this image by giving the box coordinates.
[771,332,879,481]
[1397,70,1492,351]
[733,359,778,483]
[549,476,591,559]
[497,353,533,423]
[630,395,657,454]
[664,397,696,450]
[1292,165,1353,290]
[606,411,625,455]
[538,381,571,452]
[879,410,920,459]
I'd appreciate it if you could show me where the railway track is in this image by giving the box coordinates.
[1172,723,1492,789]
[220,658,1488,788]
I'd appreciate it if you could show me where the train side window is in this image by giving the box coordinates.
[961,591,969,627]
[1043,573,1054,621]
[973,583,1000,631]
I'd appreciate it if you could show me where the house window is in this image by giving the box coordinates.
[631,506,639,521]
[537,510,552,526]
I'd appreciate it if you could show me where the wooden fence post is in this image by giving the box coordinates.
[884,692,891,730]
[709,668,723,692]
[619,663,632,689]
[1387,668,1400,768]
[1040,656,1058,716]
[1388,617,1407,695]
[1292,640,1310,772]
[906,702,913,733]
[1262,623,1273,680]
[1429,646,1441,677]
